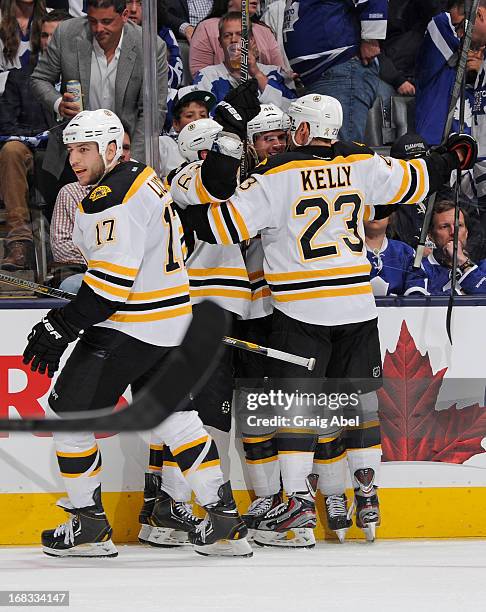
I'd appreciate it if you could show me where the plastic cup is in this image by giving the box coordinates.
[228,42,241,70]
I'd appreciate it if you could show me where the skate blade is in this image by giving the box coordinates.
[334,528,349,543]
[194,537,253,557]
[253,528,315,548]
[42,540,118,558]
[146,527,191,547]
[138,523,152,544]
[362,523,376,542]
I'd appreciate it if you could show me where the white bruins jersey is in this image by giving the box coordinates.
[170,160,251,317]
[180,142,429,326]
[243,236,273,319]
[73,161,191,346]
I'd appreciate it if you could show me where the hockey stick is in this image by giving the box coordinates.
[413,0,479,269]
[447,0,473,343]
[0,272,315,369]
[0,301,227,432]
[239,0,250,182]
[223,336,315,371]
[0,271,72,300]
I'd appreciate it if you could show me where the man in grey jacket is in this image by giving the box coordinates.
[31,0,168,179]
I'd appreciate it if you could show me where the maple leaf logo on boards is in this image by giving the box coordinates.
[377,321,486,464]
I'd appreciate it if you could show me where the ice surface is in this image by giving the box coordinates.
[0,540,484,612]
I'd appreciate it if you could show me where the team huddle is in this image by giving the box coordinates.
[21,81,476,558]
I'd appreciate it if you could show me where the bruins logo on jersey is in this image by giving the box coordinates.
[89,185,112,201]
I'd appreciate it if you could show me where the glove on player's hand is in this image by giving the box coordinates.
[214,79,260,139]
[445,133,478,171]
[23,308,80,377]
[435,133,478,171]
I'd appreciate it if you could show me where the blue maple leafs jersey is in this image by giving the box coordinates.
[282,0,387,86]
[415,12,473,145]
[367,237,428,296]
[422,252,486,295]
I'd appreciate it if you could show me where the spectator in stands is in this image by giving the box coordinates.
[365,216,428,296]
[31,0,168,182]
[377,0,442,121]
[193,12,295,109]
[423,200,486,294]
[0,9,70,272]
[50,127,132,294]
[415,0,485,145]
[189,0,284,77]
[260,0,290,72]
[283,0,387,143]
[159,85,216,178]
[0,0,46,94]
[163,0,213,42]
[126,0,183,89]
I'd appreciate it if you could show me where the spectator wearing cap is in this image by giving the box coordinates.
[159,85,216,178]
[193,12,295,110]
[189,0,285,77]
[422,199,486,294]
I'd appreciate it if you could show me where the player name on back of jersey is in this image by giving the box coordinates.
[300,165,352,191]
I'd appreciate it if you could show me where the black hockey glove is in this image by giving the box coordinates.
[23,308,80,378]
[214,79,260,139]
[435,133,478,171]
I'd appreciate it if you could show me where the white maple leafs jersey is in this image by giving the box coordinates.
[170,160,251,317]
[178,142,429,326]
[73,161,191,346]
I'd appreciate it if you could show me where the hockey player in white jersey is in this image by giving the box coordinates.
[22,109,252,558]
[238,104,293,539]
[139,82,259,549]
[170,94,477,545]
[243,105,358,545]
[140,116,253,548]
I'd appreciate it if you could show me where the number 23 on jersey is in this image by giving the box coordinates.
[294,192,364,262]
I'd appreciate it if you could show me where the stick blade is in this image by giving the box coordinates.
[0,300,229,432]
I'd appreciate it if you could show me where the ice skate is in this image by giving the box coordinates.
[147,489,201,547]
[252,474,318,548]
[353,468,380,542]
[189,482,252,557]
[324,493,352,543]
[242,492,283,531]
[138,472,162,543]
[42,485,117,558]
